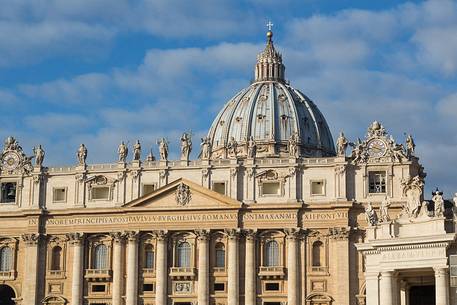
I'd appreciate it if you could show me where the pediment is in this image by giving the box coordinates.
[124,178,241,210]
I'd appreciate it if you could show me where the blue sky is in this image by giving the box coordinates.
[0,0,456,197]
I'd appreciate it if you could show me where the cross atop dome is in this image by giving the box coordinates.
[266,21,273,31]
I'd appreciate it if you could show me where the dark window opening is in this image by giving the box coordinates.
[91,284,106,292]
[143,283,154,292]
[214,283,225,291]
[265,282,280,291]
[1,183,16,203]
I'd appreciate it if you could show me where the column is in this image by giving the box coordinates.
[111,232,125,305]
[286,229,300,305]
[379,271,394,305]
[227,229,240,305]
[435,267,449,305]
[197,230,210,305]
[245,230,257,305]
[365,272,380,305]
[67,233,84,305]
[126,231,139,305]
[21,234,41,305]
[155,230,168,305]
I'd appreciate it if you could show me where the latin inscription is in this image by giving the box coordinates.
[303,211,348,221]
[243,212,296,221]
[382,248,443,261]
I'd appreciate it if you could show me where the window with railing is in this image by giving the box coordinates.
[144,244,154,269]
[0,246,12,271]
[51,246,62,270]
[215,243,225,268]
[264,240,279,267]
[176,242,191,268]
[93,244,108,270]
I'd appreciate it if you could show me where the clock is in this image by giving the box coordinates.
[2,151,20,171]
[367,139,387,157]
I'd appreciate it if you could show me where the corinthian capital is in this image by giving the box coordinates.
[243,229,257,241]
[125,231,139,242]
[224,228,241,240]
[110,231,126,243]
[195,229,211,241]
[21,233,41,245]
[66,232,84,245]
[152,230,168,241]
[284,228,301,240]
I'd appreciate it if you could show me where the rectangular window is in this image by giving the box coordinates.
[311,180,325,196]
[214,283,225,291]
[0,182,16,203]
[265,282,280,291]
[143,283,154,292]
[142,184,156,196]
[92,187,110,200]
[369,171,386,193]
[53,187,67,202]
[91,284,106,292]
[262,182,280,196]
[212,182,226,195]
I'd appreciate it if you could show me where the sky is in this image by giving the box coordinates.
[0,0,456,198]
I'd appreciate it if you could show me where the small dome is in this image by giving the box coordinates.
[207,30,335,159]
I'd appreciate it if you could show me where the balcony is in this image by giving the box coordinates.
[0,270,16,280]
[84,269,112,280]
[258,266,286,279]
[142,268,156,278]
[310,266,329,274]
[46,270,66,279]
[212,267,226,276]
[169,267,196,279]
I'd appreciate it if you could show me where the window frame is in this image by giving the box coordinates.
[212,181,227,196]
[368,171,387,194]
[52,187,68,203]
[0,180,18,204]
[0,246,13,272]
[310,180,326,196]
[90,186,111,201]
[141,183,157,196]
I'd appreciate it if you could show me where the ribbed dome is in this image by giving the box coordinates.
[207,30,335,159]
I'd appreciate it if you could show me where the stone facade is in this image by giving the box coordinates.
[0,29,453,305]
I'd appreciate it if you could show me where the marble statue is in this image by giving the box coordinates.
[432,188,444,217]
[406,134,415,158]
[158,138,168,161]
[180,132,192,161]
[4,136,21,152]
[227,137,237,158]
[351,138,365,164]
[118,141,128,163]
[379,195,391,222]
[77,144,87,165]
[133,140,141,161]
[288,132,298,158]
[33,145,45,167]
[454,193,457,206]
[365,202,378,226]
[200,137,211,160]
[336,132,348,157]
[401,175,424,218]
[247,136,257,159]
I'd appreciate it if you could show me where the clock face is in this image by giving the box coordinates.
[367,139,387,157]
[2,152,20,171]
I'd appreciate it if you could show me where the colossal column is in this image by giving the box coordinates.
[365,272,380,305]
[110,232,125,305]
[197,230,210,305]
[227,229,240,305]
[67,233,84,305]
[21,233,41,305]
[286,228,300,305]
[125,231,139,305]
[155,230,169,305]
[434,267,449,305]
[379,271,394,305]
[244,230,257,305]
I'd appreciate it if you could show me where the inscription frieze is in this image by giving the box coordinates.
[303,211,348,221]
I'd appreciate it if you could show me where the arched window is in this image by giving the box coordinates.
[312,241,323,267]
[93,244,108,270]
[176,241,191,267]
[215,243,225,268]
[144,244,154,269]
[51,246,62,270]
[264,240,279,267]
[0,246,12,271]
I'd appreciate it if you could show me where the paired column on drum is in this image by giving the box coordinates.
[21,233,41,305]
[125,231,139,305]
[155,230,169,305]
[434,267,449,305]
[227,229,240,305]
[244,230,257,305]
[197,230,210,305]
[286,228,300,305]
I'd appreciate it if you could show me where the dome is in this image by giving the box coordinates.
[207,30,335,159]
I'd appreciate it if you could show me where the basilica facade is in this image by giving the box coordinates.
[0,29,455,305]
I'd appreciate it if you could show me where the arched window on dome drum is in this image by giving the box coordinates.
[93,244,108,270]
[264,240,279,267]
[0,246,12,271]
[144,244,154,269]
[215,243,225,268]
[312,241,323,267]
[51,246,62,270]
[176,242,191,268]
